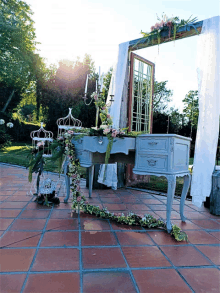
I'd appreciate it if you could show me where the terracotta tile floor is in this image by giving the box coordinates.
[0,164,220,293]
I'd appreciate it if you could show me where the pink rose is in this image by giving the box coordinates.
[102,106,106,110]
[107,114,111,118]
[103,128,110,134]
[94,94,98,100]
[151,26,155,31]
[154,22,160,29]
[68,130,74,134]
[77,185,81,191]
[37,141,44,147]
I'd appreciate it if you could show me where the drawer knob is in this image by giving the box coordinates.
[148,142,158,146]
[147,159,157,166]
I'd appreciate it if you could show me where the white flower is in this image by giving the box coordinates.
[142,217,146,221]
[6,122,14,128]
[0,119,5,125]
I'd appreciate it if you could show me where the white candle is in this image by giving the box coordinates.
[111,76,114,95]
[96,80,97,93]
[99,66,101,85]
[100,73,104,91]
[85,74,88,94]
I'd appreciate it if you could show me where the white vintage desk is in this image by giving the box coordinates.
[65,134,191,233]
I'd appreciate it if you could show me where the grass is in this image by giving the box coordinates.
[3,142,216,197]
[0,142,86,177]
[131,176,189,197]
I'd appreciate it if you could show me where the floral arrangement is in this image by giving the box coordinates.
[90,91,113,127]
[27,126,188,241]
[61,129,188,242]
[26,127,188,241]
[140,14,198,50]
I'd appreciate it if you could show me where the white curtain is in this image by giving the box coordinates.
[191,16,220,207]
[98,41,130,188]
[106,41,130,129]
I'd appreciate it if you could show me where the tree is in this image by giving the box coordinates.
[0,0,37,113]
[153,80,173,113]
[36,55,98,132]
[168,107,185,133]
[182,90,199,127]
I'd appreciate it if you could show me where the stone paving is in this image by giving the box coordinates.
[0,163,220,293]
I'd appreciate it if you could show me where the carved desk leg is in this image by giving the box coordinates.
[166,175,176,233]
[180,174,191,222]
[88,165,94,198]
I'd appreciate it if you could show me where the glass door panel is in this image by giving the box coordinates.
[128,53,154,133]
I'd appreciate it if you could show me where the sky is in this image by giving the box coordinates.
[26,0,220,112]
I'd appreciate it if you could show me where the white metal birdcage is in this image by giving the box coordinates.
[30,122,54,157]
[56,108,82,138]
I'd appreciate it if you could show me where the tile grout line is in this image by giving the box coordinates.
[78,208,83,293]
[20,205,54,293]
[1,166,219,292]
[108,219,140,293]
[191,244,220,269]
[146,231,195,292]
[0,197,35,240]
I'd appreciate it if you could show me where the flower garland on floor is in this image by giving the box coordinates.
[63,129,188,242]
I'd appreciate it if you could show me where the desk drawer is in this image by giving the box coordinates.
[135,154,168,172]
[138,138,168,152]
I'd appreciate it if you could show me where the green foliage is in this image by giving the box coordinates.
[102,67,113,101]
[140,14,198,43]
[0,111,39,143]
[153,80,173,113]
[105,136,113,165]
[18,104,36,121]
[182,90,199,128]
[171,225,188,241]
[27,150,44,183]
[35,55,97,132]
[48,139,65,174]
[79,203,187,241]
[0,0,38,112]
[0,129,12,149]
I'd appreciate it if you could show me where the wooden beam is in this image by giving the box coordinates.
[129,20,203,51]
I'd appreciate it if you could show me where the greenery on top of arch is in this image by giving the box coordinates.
[140,14,199,50]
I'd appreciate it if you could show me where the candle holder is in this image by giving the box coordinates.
[83,77,104,128]
[110,94,115,104]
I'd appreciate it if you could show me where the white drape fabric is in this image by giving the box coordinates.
[97,163,118,190]
[106,41,130,129]
[191,16,220,207]
[98,41,130,189]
